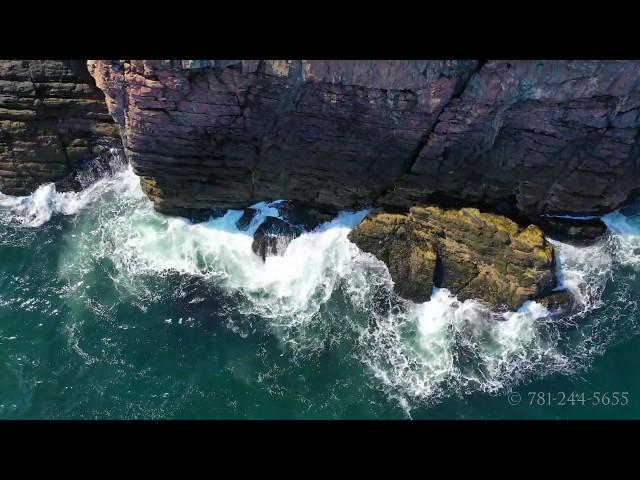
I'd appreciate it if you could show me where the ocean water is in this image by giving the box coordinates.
[1,160,639,419]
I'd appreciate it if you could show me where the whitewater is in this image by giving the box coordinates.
[1,159,639,417]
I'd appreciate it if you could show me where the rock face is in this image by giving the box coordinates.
[86,60,478,216]
[0,60,121,195]
[380,61,640,219]
[348,206,557,310]
[88,60,640,221]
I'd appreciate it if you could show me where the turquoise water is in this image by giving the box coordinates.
[1,163,639,419]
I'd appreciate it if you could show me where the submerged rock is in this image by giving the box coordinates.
[252,217,304,260]
[348,205,558,311]
[235,208,259,231]
[537,290,576,315]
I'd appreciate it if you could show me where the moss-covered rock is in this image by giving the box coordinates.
[348,212,438,302]
[348,205,560,311]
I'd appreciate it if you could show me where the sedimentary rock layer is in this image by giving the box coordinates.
[348,206,557,310]
[381,60,640,217]
[0,60,120,195]
[88,60,640,219]
[87,60,478,216]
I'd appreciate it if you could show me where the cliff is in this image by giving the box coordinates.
[88,60,640,220]
[0,60,120,195]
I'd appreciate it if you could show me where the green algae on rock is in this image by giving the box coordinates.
[348,205,558,311]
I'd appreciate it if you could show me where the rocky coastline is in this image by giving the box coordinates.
[2,59,639,310]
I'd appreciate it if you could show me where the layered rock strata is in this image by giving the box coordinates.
[86,60,478,216]
[0,60,120,195]
[88,60,640,221]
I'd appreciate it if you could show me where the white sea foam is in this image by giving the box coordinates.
[68,169,640,410]
[5,158,639,413]
[550,239,613,312]
[353,286,571,411]
[0,157,139,228]
[89,190,370,328]
[602,208,640,267]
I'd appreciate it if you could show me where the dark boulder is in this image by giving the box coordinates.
[536,217,608,244]
[275,201,334,231]
[252,217,304,260]
[235,208,258,231]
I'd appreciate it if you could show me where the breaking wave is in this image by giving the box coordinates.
[0,150,128,227]
[1,160,639,415]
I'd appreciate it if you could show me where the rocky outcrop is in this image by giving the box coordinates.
[537,290,576,315]
[348,206,558,310]
[0,60,121,195]
[235,201,330,260]
[88,60,640,222]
